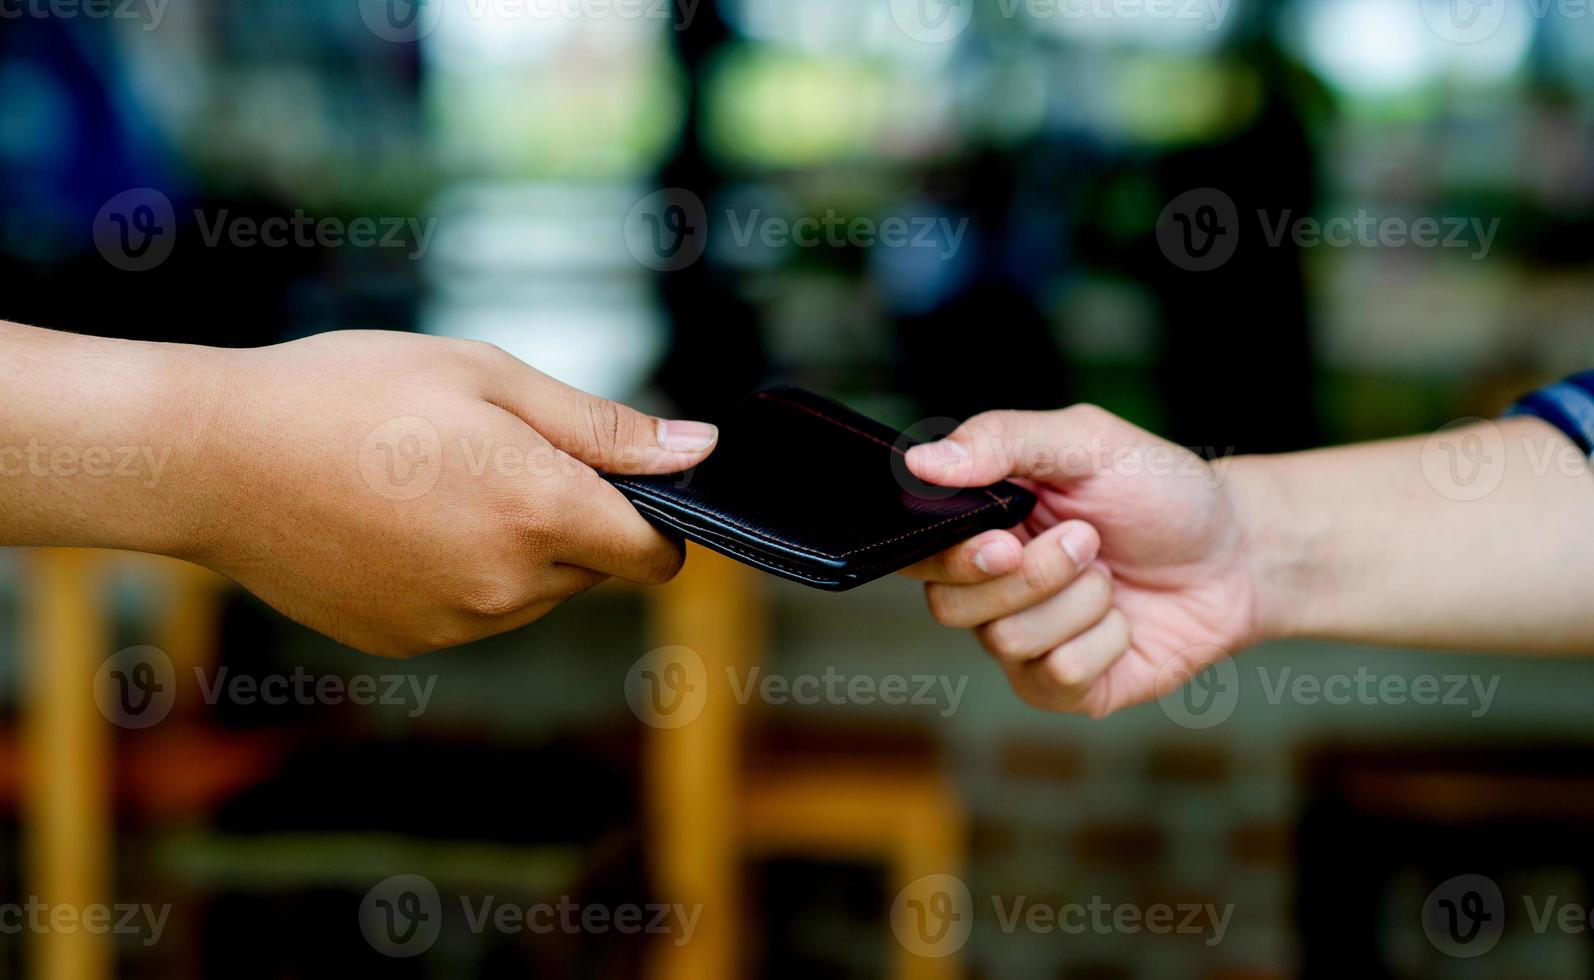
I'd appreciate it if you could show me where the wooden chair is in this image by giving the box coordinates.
[644,546,967,980]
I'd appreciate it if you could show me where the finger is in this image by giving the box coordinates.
[547,470,687,585]
[478,349,717,474]
[924,520,1100,629]
[899,529,1024,583]
[1014,609,1132,712]
[974,564,1115,664]
[903,404,1117,488]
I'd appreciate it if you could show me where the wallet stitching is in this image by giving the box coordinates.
[756,391,1006,507]
[630,480,1022,560]
[661,517,842,582]
[832,497,1013,557]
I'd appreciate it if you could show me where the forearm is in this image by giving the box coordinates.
[0,320,227,557]
[1234,416,1594,653]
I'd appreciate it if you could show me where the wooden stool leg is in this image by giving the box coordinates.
[645,546,762,980]
[22,549,113,980]
[891,778,967,980]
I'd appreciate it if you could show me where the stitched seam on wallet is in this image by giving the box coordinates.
[756,391,1006,507]
[655,512,840,582]
[632,482,1021,560]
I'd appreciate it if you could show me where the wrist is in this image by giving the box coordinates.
[1225,452,1333,644]
[127,341,238,563]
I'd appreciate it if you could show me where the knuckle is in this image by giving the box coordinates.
[924,584,960,626]
[1102,608,1131,650]
[978,619,1027,661]
[1020,551,1067,595]
[584,399,625,460]
[636,542,686,585]
[453,338,512,371]
[1012,681,1058,714]
[1082,698,1118,721]
[1045,646,1092,690]
[1080,568,1115,616]
[458,578,528,619]
[961,410,1014,450]
[1061,402,1111,430]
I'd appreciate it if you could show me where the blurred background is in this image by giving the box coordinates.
[3,0,1594,976]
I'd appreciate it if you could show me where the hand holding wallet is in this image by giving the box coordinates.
[602,386,1035,590]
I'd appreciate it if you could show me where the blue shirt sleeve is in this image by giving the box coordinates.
[1505,371,1594,457]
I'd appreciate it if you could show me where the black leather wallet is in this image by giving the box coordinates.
[603,386,1035,590]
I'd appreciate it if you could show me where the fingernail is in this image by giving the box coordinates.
[973,542,1004,575]
[1060,523,1098,568]
[924,439,968,463]
[659,419,718,453]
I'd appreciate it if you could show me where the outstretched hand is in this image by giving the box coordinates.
[900,405,1263,717]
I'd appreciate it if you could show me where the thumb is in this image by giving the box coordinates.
[484,358,717,474]
[905,406,1108,488]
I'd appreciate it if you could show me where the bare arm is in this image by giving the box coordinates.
[1240,416,1594,653]
[901,406,1594,717]
[0,320,719,656]
[0,319,217,555]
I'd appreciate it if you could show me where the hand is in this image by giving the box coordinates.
[179,330,717,656]
[900,405,1263,717]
